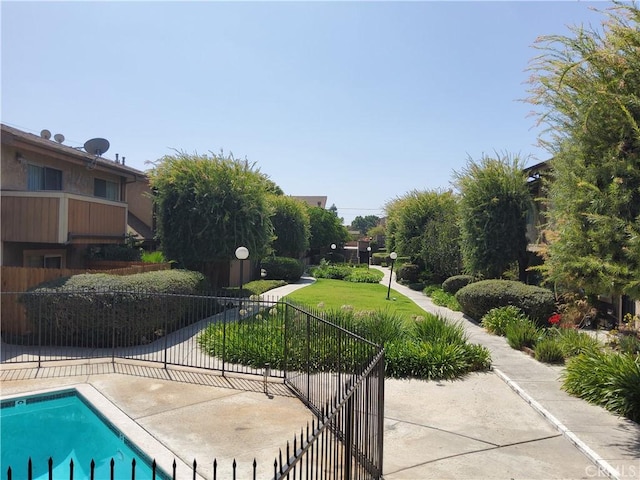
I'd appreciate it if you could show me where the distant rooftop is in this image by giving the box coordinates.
[290,195,327,209]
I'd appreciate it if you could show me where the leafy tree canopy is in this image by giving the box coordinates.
[269,195,310,258]
[149,151,275,270]
[350,215,380,235]
[453,153,531,280]
[307,206,350,252]
[528,2,640,297]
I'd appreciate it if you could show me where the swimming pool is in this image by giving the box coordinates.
[1,388,170,480]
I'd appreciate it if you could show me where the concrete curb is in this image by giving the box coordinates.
[493,367,621,480]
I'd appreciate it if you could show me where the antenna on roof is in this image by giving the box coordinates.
[83,137,110,170]
[54,133,65,144]
[40,129,51,140]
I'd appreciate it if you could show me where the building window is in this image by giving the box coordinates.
[94,178,119,201]
[27,165,62,191]
[25,253,63,269]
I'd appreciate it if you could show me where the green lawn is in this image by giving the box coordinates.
[285,278,428,319]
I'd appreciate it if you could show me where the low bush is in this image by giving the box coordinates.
[199,306,492,380]
[618,334,640,355]
[505,317,540,350]
[563,351,640,422]
[310,262,382,283]
[242,279,287,296]
[481,306,528,336]
[428,289,462,311]
[141,251,167,263]
[20,270,215,348]
[534,336,565,363]
[371,252,387,266]
[260,256,304,282]
[396,263,421,284]
[555,328,600,358]
[455,280,555,325]
[442,275,475,294]
[345,268,384,283]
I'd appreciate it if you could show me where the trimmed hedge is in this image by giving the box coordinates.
[260,256,304,282]
[20,270,216,347]
[396,263,421,284]
[455,280,555,325]
[442,275,475,294]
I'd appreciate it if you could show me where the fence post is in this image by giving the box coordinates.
[111,292,117,367]
[37,294,42,369]
[344,394,354,480]
[377,350,385,478]
[306,311,311,402]
[222,302,228,377]
[283,301,289,380]
[163,294,169,370]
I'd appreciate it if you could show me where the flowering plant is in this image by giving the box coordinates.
[548,313,562,326]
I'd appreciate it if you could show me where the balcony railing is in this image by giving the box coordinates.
[1,191,127,244]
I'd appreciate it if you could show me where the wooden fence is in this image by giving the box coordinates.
[0,263,170,335]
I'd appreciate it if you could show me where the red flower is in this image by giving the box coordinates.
[548,313,562,325]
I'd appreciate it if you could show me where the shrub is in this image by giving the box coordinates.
[534,336,565,363]
[563,351,640,422]
[87,243,142,261]
[260,256,304,282]
[442,275,475,294]
[481,306,528,336]
[371,252,389,265]
[455,280,555,324]
[345,268,384,283]
[20,270,214,348]
[619,334,640,355]
[141,251,167,263]
[428,289,462,311]
[505,317,541,350]
[396,263,421,284]
[556,328,600,358]
[371,252,387,266]
[242,279,287,296]
[309,262,352,280]
[412,314,467,345]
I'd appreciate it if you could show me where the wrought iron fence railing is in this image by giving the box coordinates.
[1,290,384,479]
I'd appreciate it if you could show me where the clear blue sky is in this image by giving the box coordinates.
[2,1,607,224]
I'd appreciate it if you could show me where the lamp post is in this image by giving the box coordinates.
[235,246,249,307]
[367,246,372,269]
[386,252,398,300]
[330,243,336,263]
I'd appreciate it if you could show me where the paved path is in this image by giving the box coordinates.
[366,266,639,479]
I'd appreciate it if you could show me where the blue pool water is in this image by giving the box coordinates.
[1,390,169,480]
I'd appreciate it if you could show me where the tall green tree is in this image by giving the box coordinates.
[453,154,531,280]
[528,3,640,297]
[307,206,350,253]
[350,215,380,235]
[269,195,310,258]
[149,152,274,286]
[384,191,462,280]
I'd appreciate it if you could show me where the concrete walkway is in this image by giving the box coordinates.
[2,271,639,479]
[369,265,640,479]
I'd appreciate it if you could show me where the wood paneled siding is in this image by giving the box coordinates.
[1,195,60,243]
[68,198,127,243]
[1,192,127,245]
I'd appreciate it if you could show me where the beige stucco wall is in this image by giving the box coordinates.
[126,175,154,227]
[1,144,122,197]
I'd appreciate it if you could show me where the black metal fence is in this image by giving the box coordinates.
[1,290,384,479]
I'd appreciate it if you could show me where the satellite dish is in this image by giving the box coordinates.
[40,129,51,140]
[83,138,110,157]
[54,133,65,144]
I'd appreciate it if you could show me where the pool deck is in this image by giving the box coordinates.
[2,271,640,479]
